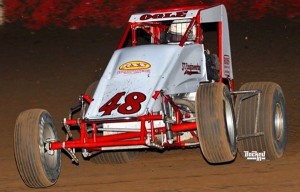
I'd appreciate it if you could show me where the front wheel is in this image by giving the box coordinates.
[14,109,61,188]
[195,83,237,164]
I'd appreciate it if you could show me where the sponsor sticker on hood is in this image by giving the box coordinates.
[182,62,201,75]
[118,61,151,74]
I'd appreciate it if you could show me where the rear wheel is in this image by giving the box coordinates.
[195,83,237,163]
[84,81,137,164]
[14,109,61,188]
[235,82,287,160]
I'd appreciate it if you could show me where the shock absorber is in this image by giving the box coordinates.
[161,94,174,144]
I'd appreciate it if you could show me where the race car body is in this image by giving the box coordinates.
[14,4,287,188]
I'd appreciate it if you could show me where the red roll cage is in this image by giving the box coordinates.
[49,5,232,163]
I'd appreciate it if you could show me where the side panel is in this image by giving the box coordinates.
[201,5,233,79]
[163,44,207,95]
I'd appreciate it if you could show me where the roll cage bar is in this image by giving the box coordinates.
[117,7,204,48]
[116,5,233,86]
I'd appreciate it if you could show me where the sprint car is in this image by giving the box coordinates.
[14,4,287,188]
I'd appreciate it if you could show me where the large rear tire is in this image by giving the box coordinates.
[14,109,61,188]
[235,82,287,160]
[195,83,237,163]
[84,81,137,164]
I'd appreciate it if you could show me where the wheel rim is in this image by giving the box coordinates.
[223,97,236,151]
[274,102,284,141]
[41,123,58,169]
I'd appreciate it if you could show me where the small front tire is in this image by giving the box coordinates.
[14,109,61,188]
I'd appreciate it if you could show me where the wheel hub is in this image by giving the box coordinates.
[274,102,284,141]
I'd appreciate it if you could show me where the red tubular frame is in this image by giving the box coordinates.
[50,95,197,151]
[50,113,197,150]
[218,21,223,83]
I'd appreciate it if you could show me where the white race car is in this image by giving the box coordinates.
[14,4,287,188]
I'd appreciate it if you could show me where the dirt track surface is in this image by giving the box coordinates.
[0,17,299,191]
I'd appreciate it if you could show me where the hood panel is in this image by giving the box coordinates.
[85,44,206,120]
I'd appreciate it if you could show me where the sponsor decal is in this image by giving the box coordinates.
[118,61,151,74]
[223,55,231,77]
[140,11,188,21]
[244,151,266,161]
[182,62,201,75]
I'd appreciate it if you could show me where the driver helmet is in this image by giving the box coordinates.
[167,19,196,42]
